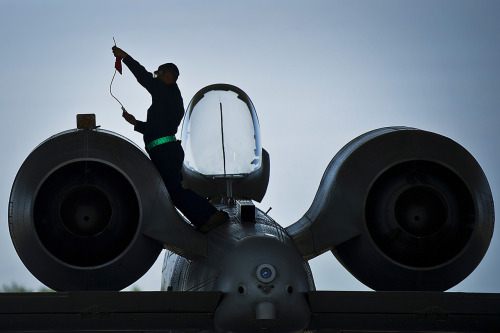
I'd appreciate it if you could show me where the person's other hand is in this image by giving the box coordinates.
[122,110,136,126]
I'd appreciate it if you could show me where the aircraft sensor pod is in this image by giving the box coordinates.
[256,264,276,283]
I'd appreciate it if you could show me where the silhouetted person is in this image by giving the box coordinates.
[112,46,228,232]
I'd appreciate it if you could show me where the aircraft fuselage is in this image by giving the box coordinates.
[162,203,315,332]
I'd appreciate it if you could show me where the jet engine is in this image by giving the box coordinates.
[9,128,206,291]
[287,127,494,291]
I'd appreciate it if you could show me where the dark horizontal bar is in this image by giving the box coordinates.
[307,291,500,332]
[1,291,499,332]
[0,291,222,332]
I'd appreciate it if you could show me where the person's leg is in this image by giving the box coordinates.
[170,186,218,227]
[149,143,218,227]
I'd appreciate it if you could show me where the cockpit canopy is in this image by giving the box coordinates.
[181,84,262,177]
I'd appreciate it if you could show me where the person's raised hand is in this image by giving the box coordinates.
[112,46,128,59]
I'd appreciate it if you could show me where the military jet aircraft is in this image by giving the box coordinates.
[6,84,497,332]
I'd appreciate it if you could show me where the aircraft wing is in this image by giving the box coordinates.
[307,291,500,332]
[1,291,499,332]
[0,291,221,332]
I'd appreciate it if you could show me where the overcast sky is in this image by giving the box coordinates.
[1,0,499,292]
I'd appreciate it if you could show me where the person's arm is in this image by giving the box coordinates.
[113,46,149,134]
[112,46,154,92]
[134,120,146,134]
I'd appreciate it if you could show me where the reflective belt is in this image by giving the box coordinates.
[146,135,176,150]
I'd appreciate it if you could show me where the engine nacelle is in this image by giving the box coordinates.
[9,129,205,291]
[288,127,494,291]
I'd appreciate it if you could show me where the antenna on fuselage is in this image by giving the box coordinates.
[219,100,227,177]
[219,99,235,206]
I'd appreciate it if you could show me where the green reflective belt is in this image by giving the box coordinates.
[146,135,176,150]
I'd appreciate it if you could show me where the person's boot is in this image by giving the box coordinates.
[199,210,229,233]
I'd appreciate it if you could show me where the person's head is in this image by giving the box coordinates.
[154,63,179,84]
